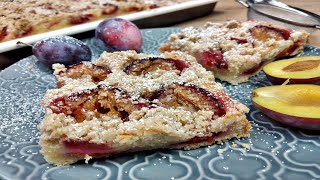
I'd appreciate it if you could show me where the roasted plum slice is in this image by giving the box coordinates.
[101,3,118,15]
[252,85,320,130]
[194,50,228,70]
[56,62,112,88]
[275,41,302,59]
[123,57,191,76]
[47,85,148,122]
[242,61,265,76]
[249,25,291,41]
[0,26,8,41]
[69,14,94,25]
[151,82,231,118]
[250,24,301,58]
[230,37,248,44]
[263,56,320,85]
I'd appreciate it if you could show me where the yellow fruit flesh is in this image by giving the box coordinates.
[252,85,320,119]
[263,56,320,79]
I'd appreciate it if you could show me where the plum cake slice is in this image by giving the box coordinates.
[159,20,310,84]
[39,51,250,166]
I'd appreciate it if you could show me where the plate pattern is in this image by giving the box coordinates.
[0,28,319,180]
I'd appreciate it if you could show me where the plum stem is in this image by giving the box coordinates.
[16,41,32,47]
[281,79,290,86]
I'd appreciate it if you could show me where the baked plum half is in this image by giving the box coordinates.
[249,24,291,41]
[123,57,191,76]
[55,62,112,88]
[151,82,232,118]
[193,50,228,70]
[47,85,150,123]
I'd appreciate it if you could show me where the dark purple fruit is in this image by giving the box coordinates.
[95,18,142,52]
[33,35,92,68]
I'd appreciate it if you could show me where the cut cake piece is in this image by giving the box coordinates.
[159,20,309,84]
[39,51,250,166]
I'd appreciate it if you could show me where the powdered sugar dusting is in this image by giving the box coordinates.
[0,58,54,143]
[38,35,86,48]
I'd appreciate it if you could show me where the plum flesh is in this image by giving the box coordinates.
[263,56,320,85]
[252,85,320,130]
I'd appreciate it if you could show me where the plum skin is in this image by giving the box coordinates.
[95,18,142,52]
[33,36,92,67]
[253,102,320,130]
[265,75,320,85]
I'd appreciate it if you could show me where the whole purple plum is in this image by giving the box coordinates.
[95,18,142,52]
[32,36,92,68]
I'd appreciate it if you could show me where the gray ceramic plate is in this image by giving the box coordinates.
[0,28,319,180]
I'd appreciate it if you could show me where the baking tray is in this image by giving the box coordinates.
[0,0,217,53]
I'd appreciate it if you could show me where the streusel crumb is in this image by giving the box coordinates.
[159,20,309,84]
[39,50,251,165]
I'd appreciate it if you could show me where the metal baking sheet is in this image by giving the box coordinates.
[0,0,217,53]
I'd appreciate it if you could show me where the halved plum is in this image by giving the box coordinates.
[263,56,320,85]
[252,85,320,130]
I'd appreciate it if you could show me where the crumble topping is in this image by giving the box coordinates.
[241,143,250,150]
[217,148,226,154]
[39,50,251,165]
[159,20,309,84]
